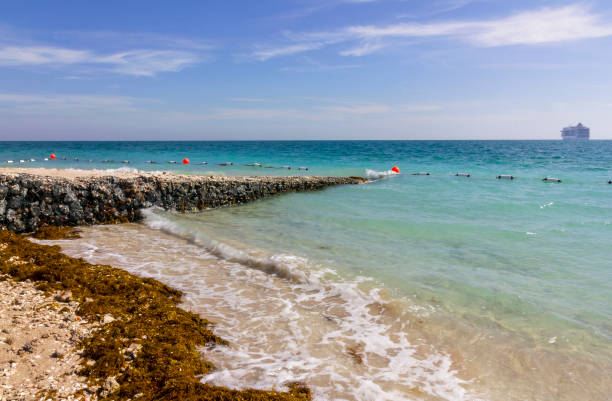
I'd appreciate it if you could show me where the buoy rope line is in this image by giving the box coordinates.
[1,156,312,172]
[1,158,610,184]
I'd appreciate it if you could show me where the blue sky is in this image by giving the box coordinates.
[1,0,612,140]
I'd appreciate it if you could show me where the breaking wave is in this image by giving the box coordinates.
[134,209,477,401]
[365,169,399,180]
[141,208,310,283]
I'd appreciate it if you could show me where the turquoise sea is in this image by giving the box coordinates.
[6,141,612,401]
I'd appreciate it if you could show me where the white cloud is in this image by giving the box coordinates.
[96,50,198,76]
[351,4,612,46]
[0,46,90,65]
[166,100,440,122]
[252,43,325,61]
[253,4,612,59]
[0,93,158,114]
[0,45,199,76]
[321,104,390,114]
[470,5,612,46]
[340,41,385,56]
[0,31,206,76]
[57,31,214,51]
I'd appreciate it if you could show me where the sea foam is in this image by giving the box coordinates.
[134,209,476,401]
[365,169,399,180]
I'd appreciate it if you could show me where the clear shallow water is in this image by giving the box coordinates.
[11,141,612,400]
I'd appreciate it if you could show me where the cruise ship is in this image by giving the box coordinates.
[561,123,590,140]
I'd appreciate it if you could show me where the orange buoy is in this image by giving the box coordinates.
[391,166,400,173]
[183,158,190,164]
[50,154,56,159]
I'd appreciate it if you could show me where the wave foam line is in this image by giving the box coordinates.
[365,169,399,180]
[138,209,479,401]
[140,208,310,284]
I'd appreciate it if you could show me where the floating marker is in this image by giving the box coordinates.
[50,153,56,160]
[455,173,471,177]
[183,158,190,165]
[412,172,430,176]
[542,177,562,183]
[497,175,515,179]
[391,166,400,173]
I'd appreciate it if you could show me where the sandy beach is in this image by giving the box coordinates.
[0,276,97,400]
[0,226,313,401]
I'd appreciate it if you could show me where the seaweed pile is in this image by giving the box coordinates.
[0,228,311,401]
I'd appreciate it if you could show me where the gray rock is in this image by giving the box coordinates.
[55,291,73,303]
[0,173,363,233]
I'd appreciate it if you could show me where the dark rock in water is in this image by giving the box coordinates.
[0,171,364,233]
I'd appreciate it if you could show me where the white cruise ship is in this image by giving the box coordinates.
[561,123,590,140]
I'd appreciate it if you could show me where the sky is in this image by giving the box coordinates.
[1,0,612,140]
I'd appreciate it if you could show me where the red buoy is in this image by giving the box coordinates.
[50,154,56,160]
[183,158,190,164]
[391,166,400,173]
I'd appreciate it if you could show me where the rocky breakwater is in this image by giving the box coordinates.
[0,169,364,233]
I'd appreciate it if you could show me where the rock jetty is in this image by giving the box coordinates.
[0,169,364,233]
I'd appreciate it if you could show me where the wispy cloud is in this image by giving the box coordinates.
[252,4,612,59]
[52,30,214,51]
[266,0,379,21]
[96,50,199,76]
[339,42,385,56]
[429,0,483,15]
[0,46,90,65]
[279,56,360,72]
[252,43,325,61]
[1,91,437,123]
[227,97,280,103]
[167,100,440,122]
[0,45,200,76]
[0,92,159,115]
[0,28,213,77]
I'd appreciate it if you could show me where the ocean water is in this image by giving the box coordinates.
[8,140,612,400]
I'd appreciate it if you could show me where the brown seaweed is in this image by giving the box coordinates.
[0,228,311,401]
